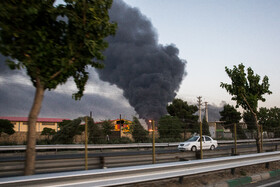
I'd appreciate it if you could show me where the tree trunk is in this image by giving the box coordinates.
[241,94,261,153]
[253,112,262,153]
[24,81,45,175]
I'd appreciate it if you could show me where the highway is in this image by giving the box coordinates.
[0,142,279,178]
[1,142,278,161]
[0,151,280,187]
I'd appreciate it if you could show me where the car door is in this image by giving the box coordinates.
[204,136,212,149]
[201,136,207,149]
[196,137,201,150]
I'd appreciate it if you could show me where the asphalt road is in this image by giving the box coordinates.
[0,143,278,161]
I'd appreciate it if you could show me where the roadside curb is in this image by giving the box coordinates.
[208,169,280,187]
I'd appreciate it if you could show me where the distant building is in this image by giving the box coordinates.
[0,116,70,132]
[208,121,225,139]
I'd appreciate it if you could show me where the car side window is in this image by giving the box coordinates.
[205,137,211,141]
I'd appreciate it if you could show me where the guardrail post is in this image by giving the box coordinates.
[195,151,201,159]
[99,156,105,169]
[231,168,235,175]
[265,149,273,169]
[179,176,183,184]
[231,147,240,175]
[276,145,278,151]
[265,162,270,169]
[230,148,235,174]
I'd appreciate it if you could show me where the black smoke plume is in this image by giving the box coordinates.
[97,1,187,124]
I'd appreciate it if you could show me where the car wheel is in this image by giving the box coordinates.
[191,146,197,152]
[210,145,215,150]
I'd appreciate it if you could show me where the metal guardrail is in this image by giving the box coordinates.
[0,151,280,187]
[1,138,280,151]
[0,144,278,179]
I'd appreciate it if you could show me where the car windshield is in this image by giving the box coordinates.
[186,136,199,142]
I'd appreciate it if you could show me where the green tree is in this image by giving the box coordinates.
[158,115,182,140]
[219,104,246,139]
[41,127,55,136]
[243,110,256,132]
[52,118,82,144]
[0,119,15,137]
[88,117,102,144]
[220,63,272,152]
[131,117,148,143]
[202,116,210,136]
[0,1,116,175]
[58,120,72,129]
[258,107,280,137]
[167,98,198,138]
[41,127,56,143]
[101,120,114,138]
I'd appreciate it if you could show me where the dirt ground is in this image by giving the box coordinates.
[119,161,280,187]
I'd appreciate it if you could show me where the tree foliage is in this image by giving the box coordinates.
[219,104,246,139]
[258,107,280,137]
[88,117,102,144]
[220,64,272,112]
[131,117,148,143]
[0,1,117,98]
[41,127,56,143]
[167,98,198,136]
[52,118,82,144]
[158,115,182,140]
[0,119,15,137]
[243,110,256,131]
[221,63,272,152]
[58,120,72,129]
[202,116,210,136]
[41,127,55,136]
[0,0,116,175]
[101,120,114,136]
[220,104,242,124]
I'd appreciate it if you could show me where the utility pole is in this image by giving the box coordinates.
[197,96,203,159]
[197,96,202,123]
[204,102,208,122]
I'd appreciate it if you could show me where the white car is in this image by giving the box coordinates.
[178,135,218,152]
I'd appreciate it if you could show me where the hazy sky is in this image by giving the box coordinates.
[123,0,280,108]
[1,0,279,123]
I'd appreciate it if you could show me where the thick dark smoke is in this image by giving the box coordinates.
[97,1,187,122]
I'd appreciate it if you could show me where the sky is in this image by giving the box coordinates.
[122,0,280,108]
[1,0,280,124]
